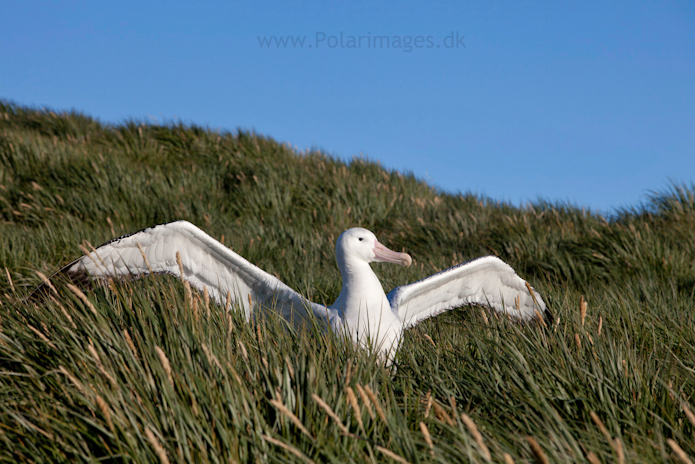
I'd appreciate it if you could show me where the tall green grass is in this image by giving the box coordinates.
[1,100,694,462]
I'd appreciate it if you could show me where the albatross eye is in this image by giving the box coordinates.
[358,237,364,241]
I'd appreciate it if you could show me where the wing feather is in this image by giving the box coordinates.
[387,256,549,328]
[65,221,334,327]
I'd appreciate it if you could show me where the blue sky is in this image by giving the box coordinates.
[1,1,693,213]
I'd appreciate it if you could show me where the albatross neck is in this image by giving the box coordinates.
[333,259,390,316]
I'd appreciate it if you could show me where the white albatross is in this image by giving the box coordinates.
[46,221,550,360]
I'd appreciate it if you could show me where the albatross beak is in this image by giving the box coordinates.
[373,239,412,267]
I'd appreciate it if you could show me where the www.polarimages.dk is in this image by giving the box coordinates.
[257,32,466,52]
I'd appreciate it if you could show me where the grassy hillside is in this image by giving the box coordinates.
[0,100,694,463]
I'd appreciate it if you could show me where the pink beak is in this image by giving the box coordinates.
[373,239,412,267]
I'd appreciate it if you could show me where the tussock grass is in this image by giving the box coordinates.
[0,100,694,462]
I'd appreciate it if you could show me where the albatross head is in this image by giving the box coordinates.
[335,228,412,270]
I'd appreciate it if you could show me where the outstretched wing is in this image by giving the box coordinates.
[387,256,549,329]
[58,220,334,327]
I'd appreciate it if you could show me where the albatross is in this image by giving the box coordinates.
[49,221,550,360]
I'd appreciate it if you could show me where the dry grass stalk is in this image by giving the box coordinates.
[203,285,210,311]
[95,394,114,431]
[155,346,174,386]
[77,247,102,278]
[227,313,234,335]
[503,453,515,464]
[311,393,349,435]
[5,267,14,294]
[480,309,489,325]
[682,403,695,428]
[598,316,603,335]
[526,436,549,464]
[123,329,138,358]
[263,435,316,464]
[27,324,56,349]
[461,413,491,461]
[375,446,412,464]
[363,385,387,423]
[176,252,184,283]
[35,270,58,295]
[237,340,249,363]
[580,295,588,326]
[432,400,455,426]
[345,386,364,431]
[256,322,264,349]
[423,333,435,346]
[51,296,76,329]
[106,216,115,236]
[528,281,548,328]
[190,392,200,418]
[191,292,199,321]
[586,452,601,464]
[356,384,375,420]
[575,333,582,349]
[136,243,153,273]
[424,391,433,418]
[15,414,53,440]
[285,356,295,381]
[225,290,232,312]
[226,361,243,386]
[182,280,192,310]
[534,309,547,327]
[614,438,624,464]
[85,239,99,256]
[668,381,676,401]
[419,421,434,456]
[88,342,118,388]
[589,411,613,443]
[87,240,108,269]
[145,427,171,464]
[524,281,543,315]
[269,398,314,440]
[668,439,694,464]
[449,396,458,415]
[78,243,92,261]
[58,365,85,394]
[201,343,223,372]
[67,283,97,315]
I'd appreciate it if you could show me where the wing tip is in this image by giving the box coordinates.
[27,260,94,302]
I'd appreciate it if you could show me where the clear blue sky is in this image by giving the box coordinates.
[1,1,693,213]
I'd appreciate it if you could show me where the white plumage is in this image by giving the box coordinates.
[61,221,549,360]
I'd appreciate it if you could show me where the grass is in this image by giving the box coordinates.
[0,99,694,463]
